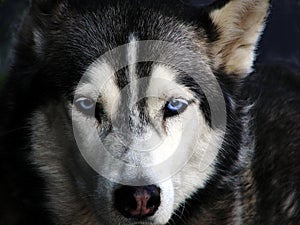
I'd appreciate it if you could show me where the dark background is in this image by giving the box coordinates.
[0,0,300,84]
[257,0,300,68]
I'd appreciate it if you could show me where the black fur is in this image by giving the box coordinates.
[242,64,300,224]
[0,1,226,224]
[0,0,299,225]
[170,64,300,224]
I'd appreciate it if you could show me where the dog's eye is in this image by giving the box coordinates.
[164,98,188,118]
[74,97,95,115]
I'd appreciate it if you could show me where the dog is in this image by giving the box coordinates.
[0,0,299,224]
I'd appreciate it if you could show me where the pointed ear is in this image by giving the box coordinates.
[29,0,66,15]
[23,0,67,57]
[209,0,270,77]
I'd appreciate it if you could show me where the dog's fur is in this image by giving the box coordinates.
[0,0,299,224]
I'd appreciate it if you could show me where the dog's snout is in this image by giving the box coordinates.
[114,185,161,218]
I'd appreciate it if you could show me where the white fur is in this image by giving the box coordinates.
[126,34,143,135]
[33,29,44,56]
[75,60,121,118]
[127,34,138,93]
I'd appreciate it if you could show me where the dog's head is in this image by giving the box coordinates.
[12,0,269,224]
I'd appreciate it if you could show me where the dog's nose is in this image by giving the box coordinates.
[114,185,161,218]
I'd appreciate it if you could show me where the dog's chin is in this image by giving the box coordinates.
[125,220,164,225]
[110,218,167,225]
[125,220,167,225]
[123,214,171,225]
[107,211,171,225]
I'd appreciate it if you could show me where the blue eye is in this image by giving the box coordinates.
[164,98,189,118]
[74,97,95,115]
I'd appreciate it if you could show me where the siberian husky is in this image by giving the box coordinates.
[0,0,299,224]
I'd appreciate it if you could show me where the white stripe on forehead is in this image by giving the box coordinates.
[127,34,139,109]
[76,60,120,118]
[126,34,143,132]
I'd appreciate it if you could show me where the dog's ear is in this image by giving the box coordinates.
[18,1,68,58]
[209,0,270,77]
[29,0,67,16]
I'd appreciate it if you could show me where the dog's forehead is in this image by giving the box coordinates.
[42,2,211,101]
[32,0,212,85]
[55,2,209,65]
[78,35,196,99]
[74,35,198,123]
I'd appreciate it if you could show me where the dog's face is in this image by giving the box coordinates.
[19,0,269,224]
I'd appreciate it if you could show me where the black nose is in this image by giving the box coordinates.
[114,185,161,218]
